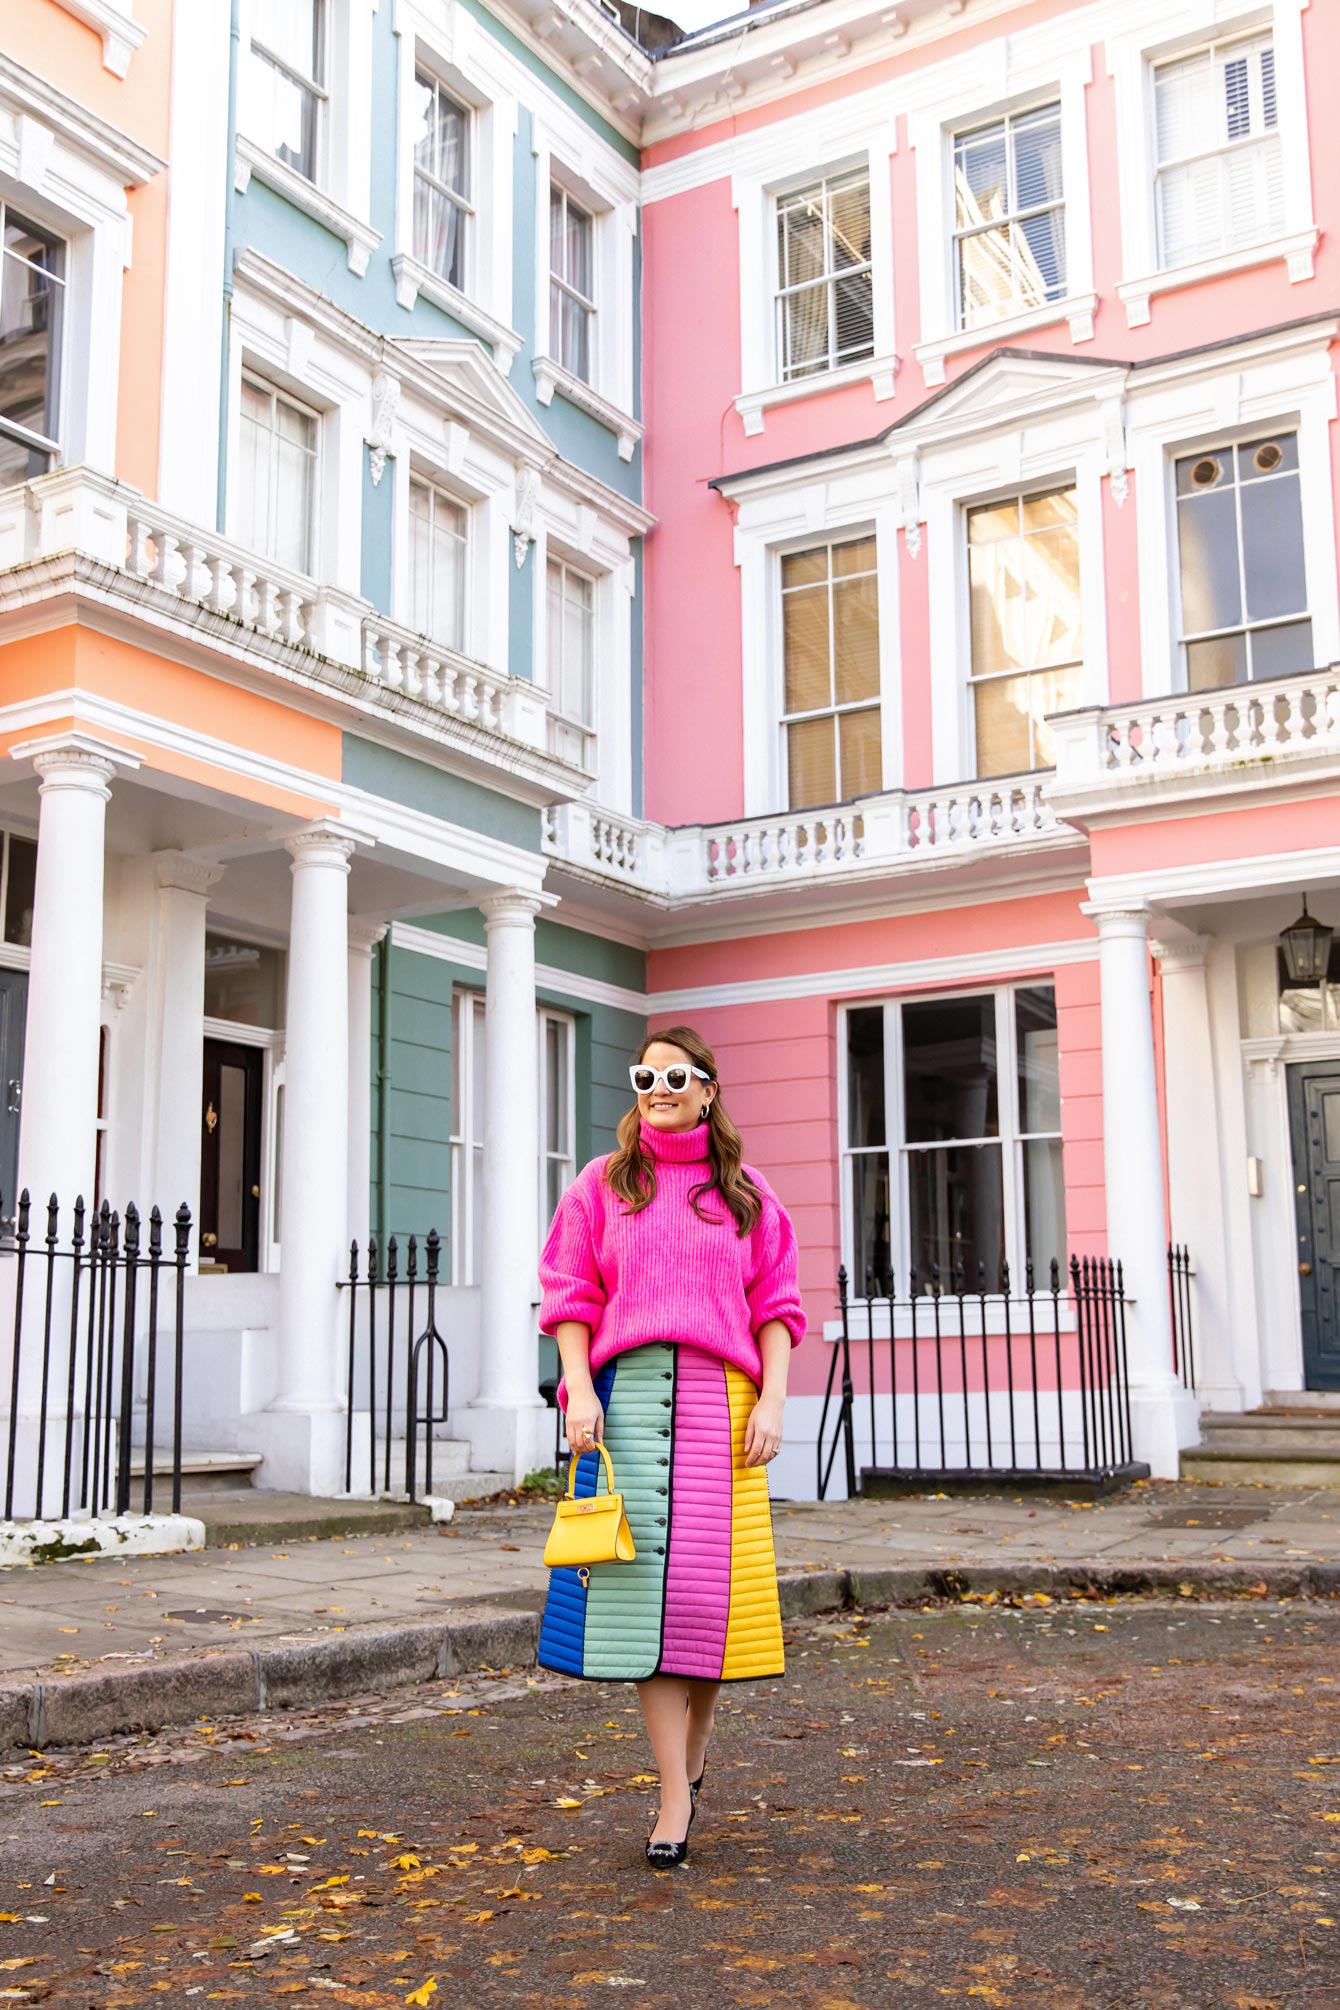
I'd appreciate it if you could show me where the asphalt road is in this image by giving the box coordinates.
[2,1599,1339,2007]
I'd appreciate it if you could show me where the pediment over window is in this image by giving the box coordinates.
[392,338,552,463]
[888,349,1127,445]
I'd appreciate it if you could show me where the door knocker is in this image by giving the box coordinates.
[204,1101,218,1133]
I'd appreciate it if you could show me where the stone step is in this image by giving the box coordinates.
[129,1450,262,1493]
[1200,1409,1340,1436]
[1264,1390,1340,1411]
[1180,1451,1340,1490]
[1190,1430,1340,1458]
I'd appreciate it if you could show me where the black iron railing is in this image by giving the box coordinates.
[817,1256,1142,1499]
[1168,1243,1196,1392]
[341,1233,449,1502]
[1,1191,192,1522]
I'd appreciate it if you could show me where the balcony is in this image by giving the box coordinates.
[1048,665,1340,820]
[544,772,1073,905]
[0,466,570,790]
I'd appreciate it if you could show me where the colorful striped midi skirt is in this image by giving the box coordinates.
[538,1342,785,1683]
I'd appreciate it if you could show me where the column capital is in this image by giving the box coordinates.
[1081,899,1154,939]
[12,731,141,794]
[152,850,226,898]
[479,886,557,928]
[1150,932,1213,973]
[348,916,388,956]
[282,818,375,870]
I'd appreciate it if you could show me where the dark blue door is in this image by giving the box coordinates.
[1289,1061,1340,1391]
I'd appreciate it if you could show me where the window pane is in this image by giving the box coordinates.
[832,571,879,703]
[1013,108,1063,210]
[1024,522,1082,667]
[217,1064,247,1250]
[838,706,882,797]
[782,583,830,714]
[851,1153,891,1291]
[1016,986,1060,1133]
[408,480,433,636]
[1016,205,1066,304]
[778,194,826,289]
[471,998,486,1147]
[236,381,273,560]
[974,673,1035,778]
[3,836,36,947]
[954,123,1008,230]
[0,215,64,443]
[1186,632,1248,690]
[782,283,830,377]
[833,535,877,577]
[846,1006,885,1148]
[1022,1138,1066,1281]
[1177,486,1242,633]
[902,995,998,1144]
[959,223,1015,328]
[907,1142,1004,1290]
[274,418,315,573]
[829,175,871,270]
[263,0,321,77]
[415,178,465,289]
[251,47,318,180]
[204,935,283,1027]
[786,715,835,809]
[1021,488,1077,531]
[782,546,827,587]
[1029,664,1083,767]
[833,268,874,363]
[416,76,467,196]
[969,536,1025,674]
[1249,619,1313,680]
[1240,472,1307,621]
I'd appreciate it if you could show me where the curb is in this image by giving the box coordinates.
[3,1560,1337,1754]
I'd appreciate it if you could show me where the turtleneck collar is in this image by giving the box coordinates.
[639,1117,710,1164]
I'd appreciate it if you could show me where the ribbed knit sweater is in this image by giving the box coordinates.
[540,1119,806,1406]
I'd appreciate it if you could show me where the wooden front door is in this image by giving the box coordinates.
[200,1039,262,1273]
[1288,1059,1340,1391]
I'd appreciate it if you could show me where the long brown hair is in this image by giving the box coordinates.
[605,1026,763,1236]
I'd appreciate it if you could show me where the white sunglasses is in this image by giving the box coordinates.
[629,1062,711,1095]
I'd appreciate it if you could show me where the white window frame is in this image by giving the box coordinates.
[234,0,380,277]
[951,101,1067,335]
[410,67,473,297]
[544,551,598,772]
[537,1007,576,1246]
[0,202,68,481]
[406,468,470,654]
[964,482,1086,781]
[1125,322,1340,699]
[773,165,876,387]
[734,131,896,437]
[248,0,328,189]
[778,531,883,812]
[449,987,486,1287]
[391,4,521,370]
[838,983,1065,1298]
[1106,0,1317,329]
[530,488,639,810]
[549,182,597,386]
[1171,429,1312,690]
[451,993,578,1286]
[909,47,1095,388]
[0,66,156,480]
[234,370,323,577]
[531,108,641,462]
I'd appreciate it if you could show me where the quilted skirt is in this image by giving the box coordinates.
[538,1342,785,1683]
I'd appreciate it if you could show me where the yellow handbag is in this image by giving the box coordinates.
[543,1441,636,1572]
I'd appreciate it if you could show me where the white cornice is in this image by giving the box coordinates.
[0,50,163,185]
[391,918,648,1015]
[647,934,1100,1015]
[234,138,382,276]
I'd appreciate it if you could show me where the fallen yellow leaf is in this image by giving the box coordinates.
[554,1797,582,1809]
[405,1980,438,2006]
[463,1910,494,1924]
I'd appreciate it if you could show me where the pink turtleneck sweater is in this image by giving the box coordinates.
[540,1119,806,1405]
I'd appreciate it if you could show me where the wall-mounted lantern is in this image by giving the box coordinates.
[1279,895,1334,987]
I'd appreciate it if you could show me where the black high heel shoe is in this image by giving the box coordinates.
[689,1760,706,1806]
[645,1798,695,1869]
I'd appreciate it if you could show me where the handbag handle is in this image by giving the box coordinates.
[567,1438,616,1499]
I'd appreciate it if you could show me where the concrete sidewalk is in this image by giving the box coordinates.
[2,1478,1338,1752]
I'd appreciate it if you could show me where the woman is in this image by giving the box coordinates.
[536,1026,805,1869]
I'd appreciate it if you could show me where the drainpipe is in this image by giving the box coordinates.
[217,0,241,533]
[376,936,393,1247]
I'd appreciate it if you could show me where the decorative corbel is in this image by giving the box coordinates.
[894,452,922,558]
[1102,395,1130,507]
[367,371,401,487]
[512,465,541,570]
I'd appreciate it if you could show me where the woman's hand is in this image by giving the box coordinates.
[565,1383,605,1457]
[743,1389,785,1469]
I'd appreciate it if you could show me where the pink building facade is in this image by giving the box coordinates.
[568,0,1340,1489]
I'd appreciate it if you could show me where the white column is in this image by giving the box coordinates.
[146,853,224,1234]
[1152,934,1239,1413]
[13,736,137,1213]
[253,824,359,1495]
[347,919,386,1250]
[464,888,551,1483]
[1088,902,1193,1478]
